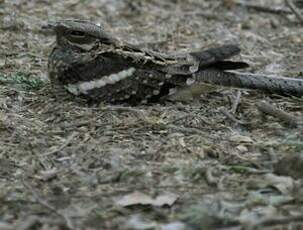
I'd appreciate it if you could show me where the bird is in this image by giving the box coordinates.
[47,19,249,104]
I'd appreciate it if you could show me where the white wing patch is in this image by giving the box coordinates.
[186,78,195,86]
[65,67,136,95]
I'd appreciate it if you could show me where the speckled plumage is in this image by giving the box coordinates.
[47,19,249,103]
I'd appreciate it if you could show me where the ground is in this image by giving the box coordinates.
[0,0,303,229]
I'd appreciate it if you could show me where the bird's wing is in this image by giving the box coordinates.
[95,43,248,75]
[162,45,249,75]
[100,41,178,66]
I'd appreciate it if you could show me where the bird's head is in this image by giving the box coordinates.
[47,19,117,50]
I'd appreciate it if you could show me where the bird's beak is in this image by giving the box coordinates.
[41,20,57,30]
[40,22,58,36]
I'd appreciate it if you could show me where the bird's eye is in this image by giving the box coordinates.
[64,30,96,49]
[70,31,85,37]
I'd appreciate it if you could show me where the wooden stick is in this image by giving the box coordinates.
[285,0,303,25]
[235,0,292,15]
[257,100,300,127]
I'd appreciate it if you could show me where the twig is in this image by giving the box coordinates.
[221,214,303,230]
[183,11,220,20]
[16,216,67,230]
[235,0,292,15]
[99,105,148,121]
[43,132,77,156]
[231,90,242,114]
[220,108,249,125]
[168,114,211,125]
[285,0,303,25]
[23,181,75,229]
[257,100,300,127]
[205,167,219,187]
[253,215,303,229]
[166,124,212,137]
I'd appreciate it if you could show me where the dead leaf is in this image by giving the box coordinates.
[35,168,58,181]
[230,134,254,144]
[274,154,303,179]
[126,215,157,230]
[0,222,14,230]
[0,58,5,68]
[236,145,248,153]
[152,192,179,207]
[115,191,153,207]
[161,222,186,230]
[115,191,178,207]
[264,173,294,194]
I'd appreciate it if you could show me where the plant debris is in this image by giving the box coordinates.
[0,0,302,229]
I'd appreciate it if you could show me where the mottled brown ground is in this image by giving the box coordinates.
[0,0,303,229]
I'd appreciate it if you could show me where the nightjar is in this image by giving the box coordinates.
[48,19,248,104]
